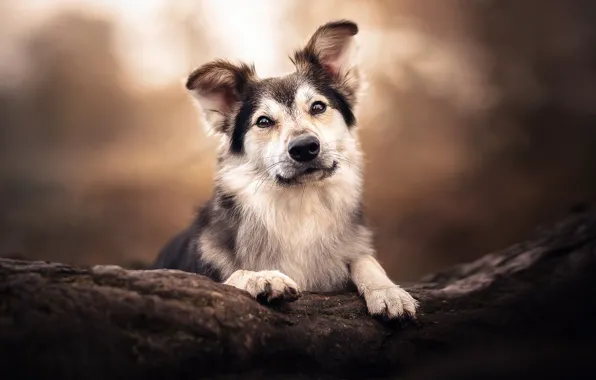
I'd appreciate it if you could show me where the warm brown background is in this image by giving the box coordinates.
[1,0,595,281]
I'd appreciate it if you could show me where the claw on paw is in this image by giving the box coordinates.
[224,270,301,304]
[364,286,418,320]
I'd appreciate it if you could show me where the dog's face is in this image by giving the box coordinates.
[187,20,362,187]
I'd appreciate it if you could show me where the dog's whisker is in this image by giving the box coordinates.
[254,163,278,194]
[254,161,284,194]
[328,153,357,168]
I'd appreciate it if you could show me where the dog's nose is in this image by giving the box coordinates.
[288,135,320,162]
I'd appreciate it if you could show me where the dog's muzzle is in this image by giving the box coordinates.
[272,134,339,185]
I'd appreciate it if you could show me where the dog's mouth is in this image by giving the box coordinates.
[275,161,339,186]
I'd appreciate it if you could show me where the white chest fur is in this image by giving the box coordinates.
[234,176,360,291]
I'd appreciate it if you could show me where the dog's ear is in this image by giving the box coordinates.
[186,60,256,135]
[294,20,360,102]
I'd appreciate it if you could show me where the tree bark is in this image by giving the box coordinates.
[2,206,596,380]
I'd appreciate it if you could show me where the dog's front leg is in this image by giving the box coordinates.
[349,255,418,319]
[224,270,301,304]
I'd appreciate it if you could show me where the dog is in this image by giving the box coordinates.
[152,20,418,320]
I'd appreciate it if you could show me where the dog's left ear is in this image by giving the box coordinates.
[294,20,361,102]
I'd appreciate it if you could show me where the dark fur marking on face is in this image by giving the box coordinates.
[231,86,259,154]
[265,75,301,109]
[301,66,357,128]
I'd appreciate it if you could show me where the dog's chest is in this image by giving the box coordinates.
[235,189,352,291]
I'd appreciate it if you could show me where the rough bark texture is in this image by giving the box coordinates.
[1,206,596,379]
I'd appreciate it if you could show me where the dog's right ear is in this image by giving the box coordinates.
[186,60,256,135]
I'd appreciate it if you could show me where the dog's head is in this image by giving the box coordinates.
[187,20,363,187]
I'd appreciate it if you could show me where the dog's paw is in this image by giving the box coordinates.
[363,286,418,320]
[224,270,301,304]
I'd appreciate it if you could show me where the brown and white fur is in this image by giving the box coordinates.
[152,20,418,319]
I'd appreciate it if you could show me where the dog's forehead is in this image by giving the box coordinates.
[254,73,317,109]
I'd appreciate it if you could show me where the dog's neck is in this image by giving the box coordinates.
[216,157,363,236]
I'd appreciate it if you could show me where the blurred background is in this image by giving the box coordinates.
[1,0,595,281]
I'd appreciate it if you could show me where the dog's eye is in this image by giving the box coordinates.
[256,116,274,128]
[310,101,327,115]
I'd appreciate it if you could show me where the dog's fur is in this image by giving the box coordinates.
[152,20,418,319]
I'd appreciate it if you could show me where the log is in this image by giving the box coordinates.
[1,205,596,379]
